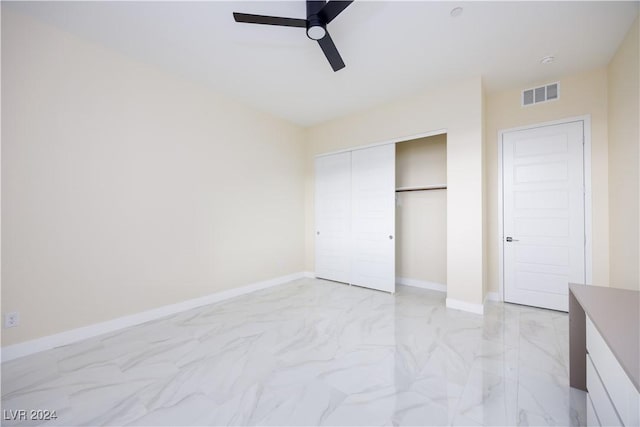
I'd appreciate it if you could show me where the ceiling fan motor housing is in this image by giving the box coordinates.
[306,16,327,40]
[306,1,327,40]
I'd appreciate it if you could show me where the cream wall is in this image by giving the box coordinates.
[1,11,306,346]
[396,135,447,285]
[482,85,489,298]
[305,77,484,306]
[485,68,610,293]
[607,17,639,291]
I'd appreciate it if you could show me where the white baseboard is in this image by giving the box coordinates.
[396,277,446,293]
[484,292,502,303]
[446,297,484,315]
[1,271,307,363]
[303,271,316,278]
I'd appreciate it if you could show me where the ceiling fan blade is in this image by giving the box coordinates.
[233,13,307,28]
[317,32,345,72]
[318,1,354,23]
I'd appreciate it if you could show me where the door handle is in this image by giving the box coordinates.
[506,236,519,242]
[389,235,393,240]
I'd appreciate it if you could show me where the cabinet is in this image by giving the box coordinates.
[569,284,640,427]
[586,316,639,426]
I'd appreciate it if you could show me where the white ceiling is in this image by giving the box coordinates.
[6,1,638,126]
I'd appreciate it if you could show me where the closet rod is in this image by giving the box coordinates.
[396,185,447,192]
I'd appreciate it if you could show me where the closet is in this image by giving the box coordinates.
[315,134,446,293]
[315,144,396,292]
[396,134,447,290]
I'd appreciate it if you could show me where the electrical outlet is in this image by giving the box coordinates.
[4,312,19,328]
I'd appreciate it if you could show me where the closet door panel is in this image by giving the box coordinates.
[315,152,352,284]
[351,144,396,292]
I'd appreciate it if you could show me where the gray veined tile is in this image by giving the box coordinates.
[1,351,61,396]
[406,373,465,424]
[519,319,559,346]
[125,393,218,426]
[251,380,345,426]
[195,384,262,426]
[551,314,569,334]
[319,348,396,395]
[1,364,125,417]
[518,307,562,329]
[450,412,484,426]
[320,385,402,426]
[393,322,441,371]
[456,366,518,426]
[260,357,336,389]
[416,344,473,389]
[471,339,519,381]
[518,332,568,379]
[82,396,148,426]
[517,366,586,426]
[64,380,154,426]
[119,338,199,372]
[481,317,520,348]
[196,350,277,403]
[1,279,584,427]
[390,393,453,426]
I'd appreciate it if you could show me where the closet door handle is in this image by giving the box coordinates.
[389,235,394,240]
[506,236,519,242]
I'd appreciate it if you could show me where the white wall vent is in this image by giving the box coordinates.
[522,82,560,106]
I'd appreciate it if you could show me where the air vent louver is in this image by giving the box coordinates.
[522,82,560,106]
[546,83,558,100]
[523,89,534,106]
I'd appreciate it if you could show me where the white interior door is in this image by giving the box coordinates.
[315,152,352,284]
[351,144,396,293]
[503,121,585,311]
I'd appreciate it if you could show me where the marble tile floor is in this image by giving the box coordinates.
[1,278,586,426]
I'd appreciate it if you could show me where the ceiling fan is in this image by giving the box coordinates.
[233,1,354,72]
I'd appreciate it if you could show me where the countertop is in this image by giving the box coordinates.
[569,283,639,392]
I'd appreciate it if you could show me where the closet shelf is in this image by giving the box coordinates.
[395,184,447,192]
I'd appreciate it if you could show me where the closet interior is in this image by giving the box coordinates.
[396,134,447,291]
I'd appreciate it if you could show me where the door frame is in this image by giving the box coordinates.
[313,129,447,159]
[497,115,593,303]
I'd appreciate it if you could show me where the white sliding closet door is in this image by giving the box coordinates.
[351,145,396,293]
[315,152,352,284]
